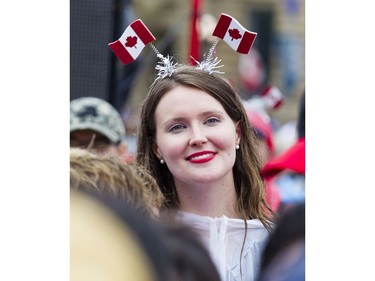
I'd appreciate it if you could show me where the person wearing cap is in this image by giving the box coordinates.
[70,97,132,162]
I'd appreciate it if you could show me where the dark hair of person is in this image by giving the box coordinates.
[260,203,305,272]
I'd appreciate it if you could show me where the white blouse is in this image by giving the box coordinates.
[177,212,270,281]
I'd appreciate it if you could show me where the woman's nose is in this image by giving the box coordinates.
[188,125,208,146]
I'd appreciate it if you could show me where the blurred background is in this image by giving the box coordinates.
[71,0,305,155]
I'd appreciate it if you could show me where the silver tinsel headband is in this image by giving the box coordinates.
[150,39,224,84]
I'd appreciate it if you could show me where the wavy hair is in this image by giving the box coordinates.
[70,148,165,219]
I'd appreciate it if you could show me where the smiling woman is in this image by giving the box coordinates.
[136,65,275,281]
[153,86,240,196]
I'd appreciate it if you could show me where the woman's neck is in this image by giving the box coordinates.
[174,177,241,218]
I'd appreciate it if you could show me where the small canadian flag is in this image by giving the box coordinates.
[212,13,257,54]
[108,19,155,64]
[261,86,284,109]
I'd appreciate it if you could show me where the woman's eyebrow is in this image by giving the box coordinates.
[161,117,186,127]
[198,110,225,118]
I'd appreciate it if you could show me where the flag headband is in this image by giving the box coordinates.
[109,13,257,83]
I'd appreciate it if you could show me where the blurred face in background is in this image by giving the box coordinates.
[70,129,128,159]
[253,135,271,168]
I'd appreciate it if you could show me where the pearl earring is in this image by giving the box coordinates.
[235,144,240,150]
[160,159,165,164]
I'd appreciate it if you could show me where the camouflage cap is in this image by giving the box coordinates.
[70,97,126,143]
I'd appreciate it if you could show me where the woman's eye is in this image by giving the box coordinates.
[169,124,186,132]
[205,117,220,125]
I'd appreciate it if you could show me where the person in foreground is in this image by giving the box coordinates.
[71,188,222,281]
[136,66,274,281]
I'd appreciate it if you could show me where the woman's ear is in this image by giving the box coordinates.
[235,121,242,145]
[152,142,162,160]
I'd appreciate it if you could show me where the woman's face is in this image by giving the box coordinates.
[153,85,241,187]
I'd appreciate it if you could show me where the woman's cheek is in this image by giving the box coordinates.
[157,134,186,158]
[211,131,234,150]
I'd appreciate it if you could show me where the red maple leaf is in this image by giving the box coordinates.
[228,28,242,41]
[125,36,138,48]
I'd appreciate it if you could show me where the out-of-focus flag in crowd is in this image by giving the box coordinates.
[261,86,284,109]
[189,0,202,65]
[212,13,257,54]
[108,19,155,64]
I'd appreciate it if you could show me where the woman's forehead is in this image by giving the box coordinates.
[156,86,224,112]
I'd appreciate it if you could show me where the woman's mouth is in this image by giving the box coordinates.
[186,151,216,163]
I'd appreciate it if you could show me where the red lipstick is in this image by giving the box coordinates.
[186,151,216,163]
